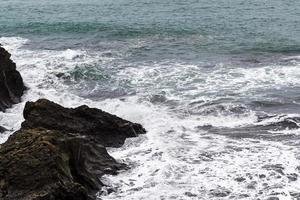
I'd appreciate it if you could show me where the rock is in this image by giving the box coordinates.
[259,174,266,178]
[22,99,146,147]
[234,177,246,182]
[0,47,26,112]
[0,99,146,200]
[184,192,197,197]
[0,126,7,133]
[0,128,124,200]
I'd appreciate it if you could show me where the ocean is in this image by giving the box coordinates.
[1,0,300,199]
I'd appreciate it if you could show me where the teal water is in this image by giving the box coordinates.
[1,1,300,199]
[1,0,300,54]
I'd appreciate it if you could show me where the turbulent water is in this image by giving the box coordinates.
[1,0,300,199]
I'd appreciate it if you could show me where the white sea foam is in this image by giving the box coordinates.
[118,60,300,102]
[1,37,300,200]
[0,37,28,51]
[101,112,300,199]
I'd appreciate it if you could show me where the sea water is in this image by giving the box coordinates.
[1,0,300,199]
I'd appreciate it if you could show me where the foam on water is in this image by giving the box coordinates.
[118,61,300,101]
[100,108,300,199]
[1,37,300,200]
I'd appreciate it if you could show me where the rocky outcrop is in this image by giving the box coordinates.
[0,99,146,200]
[0,46,26,112]
[22,99,146,147]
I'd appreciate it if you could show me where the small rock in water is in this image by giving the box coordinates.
[234,177,246,182]
[55,72,65,78]
[259,174,266,178]
[184,192,197,197]
[0,126,7,133]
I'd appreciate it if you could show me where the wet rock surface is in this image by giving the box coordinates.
[0,99,146,200]
[0,46,25,112]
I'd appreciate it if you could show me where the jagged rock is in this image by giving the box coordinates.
[0,99,146,200]
[22,99,146,147]
[0,47,26,112]
[0,128,124,200]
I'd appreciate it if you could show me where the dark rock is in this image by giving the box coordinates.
[0,128,124,200]
[259,174,266,178]
[0,126,7,133]
[234,177,246,182]
[22,99,146,147]
[184,192,197,197]
[0,47,26,112]
[0,99,146,200]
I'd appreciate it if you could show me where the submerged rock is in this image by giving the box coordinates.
[22,99,146,147]
[0,47,26,112]
[0,99,146,200]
